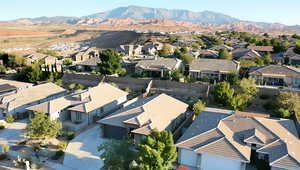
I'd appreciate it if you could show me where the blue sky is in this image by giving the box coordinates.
[1,0,300,25]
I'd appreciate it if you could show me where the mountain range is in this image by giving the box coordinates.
[6,6,300,32]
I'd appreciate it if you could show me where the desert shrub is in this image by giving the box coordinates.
[2,144,10,153]
[52,150,64,160]
[67,132,75,141]
[58,141,68,150]
[278,108,292,119]
[6,114,14,123]
[0,154,7,160]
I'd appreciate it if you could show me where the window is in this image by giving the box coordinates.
[76,112,82,121]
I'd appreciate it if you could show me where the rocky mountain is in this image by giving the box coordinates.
[6,6,300,33]
[86,5,240,24]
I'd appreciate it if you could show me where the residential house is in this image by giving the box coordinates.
[211,45,234,52]
[118,45,143,57]
[24,53,47,65]
[0,79,33,96]
[67,83,128,129]
[249,65,300,87]
[76,57,101,72]
[27,83,128,131]
[0,83,66,119]
[142,42,163,56]
[72,48,99,62]
[284,48,300,65]
[197,50,219,59]
[232,48,262,61]
[247,46,274,53]
[189,59,240,82]
[98,93,189,144]
[135,57,183,78]
[176,108,300,170]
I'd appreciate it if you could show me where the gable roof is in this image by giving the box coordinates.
[76,57,101,66]
[177,108,300,169]
[249,65,300,78]
[232,48,262,60]
[136,57,182,71]
[1,83,66,111]
[248,46,274,52]
[98,93,188,135]
[189,59,239,73]
[68,83,128,113]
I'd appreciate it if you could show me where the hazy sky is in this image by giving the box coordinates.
[1,0,300,25]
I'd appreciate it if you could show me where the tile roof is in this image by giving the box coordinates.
[68,83,128,113]
[232,48,262,60]
[177,108,300,169]
[136,57,182,71]
[248,46,274,52]
[76,57,101,66]
[1,83,66,111]
[249,65,300,78]
[98,93,189,135]
[189,59,239,73]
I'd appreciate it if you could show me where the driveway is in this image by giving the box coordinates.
[0,120,27,146]
[63,126,107,170]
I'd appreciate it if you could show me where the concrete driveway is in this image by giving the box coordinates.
[63,126,107,170]
[0,120,27,146]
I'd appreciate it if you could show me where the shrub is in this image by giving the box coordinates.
[31,162,43,169]
[58,141,68,150]
[0,125,5,130]
[278,108,292,119]
[52,150,64,160]
[2,144,10,153]
[263,101,275,111]
[67,132,75,141]
[0,154,7,160]
[6,114,14,123]
[193,101,206,116]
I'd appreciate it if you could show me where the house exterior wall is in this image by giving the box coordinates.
[250,74,300,87]
[102,124,128,140]
[178,148,199,168]
[201,153,243,170]
[70,111,89,127]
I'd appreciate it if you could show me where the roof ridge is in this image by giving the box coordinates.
[270,154,289,165]
[176,128,219,146]
[257,139,281,152]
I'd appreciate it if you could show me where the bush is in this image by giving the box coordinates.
[2,144,10,153]
[67,132,75,141]
[193,101,206,116]
[263,101,275,111]
[259,94,270,100]
[0,125,5,130]
[0,154,7,160]
[52,150,64,160]
[58,141,68,150]
[6,114,14,123]
[278,108,291,118]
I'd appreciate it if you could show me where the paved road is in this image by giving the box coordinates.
[0,120,27,146]
[63,126,107,170]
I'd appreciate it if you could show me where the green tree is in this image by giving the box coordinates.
[180,53,193,65]
[294,41,300,55]
[193,101,206,116]
[227,72,240,85]
[219,49,232,60]
[8,55,26,68]
[98,49,123,75]
[138,130,177,170]
[238,78,258,98]
[0,65,6,74]
[171,70,184,81]
[278,108,292,119]
[213,82,235,107]
[98,139,137,170]
[274,92,300,118]
[26,112,62,139]
[292,34,300,39]
[63,58,73,66]
[263,53,273,65]
[158,44,173,57]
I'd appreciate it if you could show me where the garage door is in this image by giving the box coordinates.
[103,125,127,140]
[180,149,198,167]
[201,153,241,170]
